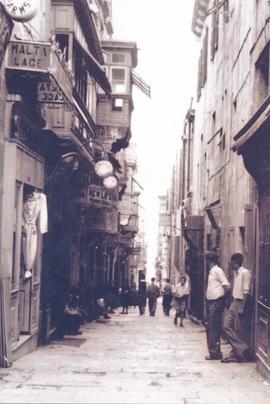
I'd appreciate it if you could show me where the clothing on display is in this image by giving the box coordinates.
[22,191,48,279]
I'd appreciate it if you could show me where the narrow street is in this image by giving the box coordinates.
[0,301,269,404]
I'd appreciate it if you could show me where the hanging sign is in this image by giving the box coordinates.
[7,40,50,71]
[4,0,38,22]
[37,78,65,104]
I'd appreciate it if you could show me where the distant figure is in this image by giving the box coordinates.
[130,283,138,308]
[162,278,173,316]
[221,253,252,363]
[137,275,147,315]
[147,277,160,316]
[173,276,190,327]
[119,280,131,314]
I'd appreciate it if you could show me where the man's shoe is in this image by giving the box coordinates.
[221,356,238,363]
[205,354,223,360]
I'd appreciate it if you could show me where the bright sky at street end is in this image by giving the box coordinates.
[112,1,200,278]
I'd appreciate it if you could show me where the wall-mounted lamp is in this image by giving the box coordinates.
[103,175,118,189]
[80,138,118,190]
[46,152,80,184]
[94,160,113,178]
[47,139,119,190]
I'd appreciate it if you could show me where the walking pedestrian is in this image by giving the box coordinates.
[221,253,252,363]
[162,278,173,316]
[137,275,147,315]
[119,280,131,314]
[147,277,159,316]
[205,252,230,360]
[173,276,190,327]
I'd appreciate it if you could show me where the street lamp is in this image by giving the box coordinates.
[79,138,119,189]
[103,175,118,189]
[47,139,119,189]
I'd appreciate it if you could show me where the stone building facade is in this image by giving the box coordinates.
[173,0,270,379]
[0,0,146,367]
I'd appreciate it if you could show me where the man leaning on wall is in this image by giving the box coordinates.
[221,253,253,363]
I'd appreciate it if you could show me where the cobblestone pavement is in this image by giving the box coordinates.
[1,301,270,404]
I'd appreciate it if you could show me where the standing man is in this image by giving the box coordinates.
[205,252,230,360]
[221,253,252,363]
[147,277,160,316]
[161,278,173,316]
[137,274,147,315]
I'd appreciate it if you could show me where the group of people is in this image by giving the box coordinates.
[56,251,252,366]
[135,275,190,327]
[205,252,252,363]
[160,276,190,326]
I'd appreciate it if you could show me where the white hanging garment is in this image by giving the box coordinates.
[22,192,48,276]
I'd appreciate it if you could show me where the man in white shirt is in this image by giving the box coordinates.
[221,253,252,363]
[205,252,230,360]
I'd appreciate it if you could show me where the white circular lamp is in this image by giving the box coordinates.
[103,175,118,190]
[4,0,38,22]
[94,160,113,178]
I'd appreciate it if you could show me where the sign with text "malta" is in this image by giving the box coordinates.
[7,41,50,71]
[37,78,65,104]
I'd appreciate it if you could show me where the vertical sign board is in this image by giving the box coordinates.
[0,3,13,68]
[7,40,50,71]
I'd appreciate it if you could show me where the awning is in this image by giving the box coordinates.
[232,95,270,153]
[80,46,111,95]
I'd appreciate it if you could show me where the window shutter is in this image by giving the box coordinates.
[197,50,203,101]
[244,203,257,280]
[210,0,219,61]
[202,27,208,86]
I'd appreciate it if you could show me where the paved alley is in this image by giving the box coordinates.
[0,301,270,404]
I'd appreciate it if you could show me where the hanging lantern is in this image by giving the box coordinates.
[94,160,113,178]
[103,175,118,190]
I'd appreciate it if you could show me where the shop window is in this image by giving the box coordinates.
[111,68,126,93]
[112,97,123,111]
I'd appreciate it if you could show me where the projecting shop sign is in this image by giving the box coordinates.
[7,41,50,71]
[37,78,65,104]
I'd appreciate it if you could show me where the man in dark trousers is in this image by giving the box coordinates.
[147,277,159,316]
[205,252,230,360]
[162,278,173,316]
[221,253,252,363]
[137,274,147,315]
